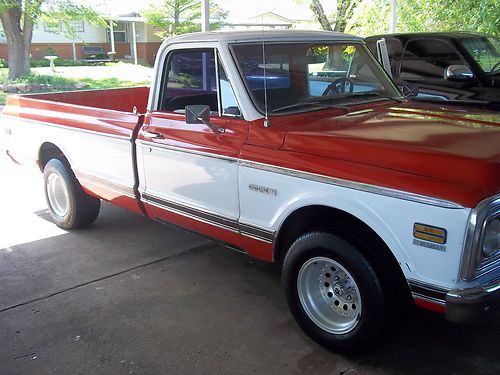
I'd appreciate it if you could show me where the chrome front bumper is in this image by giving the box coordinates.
[446,277,500,323]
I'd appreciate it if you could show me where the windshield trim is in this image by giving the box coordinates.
[229,41,402,117]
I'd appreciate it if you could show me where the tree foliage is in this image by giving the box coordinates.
[397,0,499,36]
[351,0,499,37]
[144,0,228,38]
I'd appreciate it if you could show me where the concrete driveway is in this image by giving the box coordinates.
[0,155,499,375]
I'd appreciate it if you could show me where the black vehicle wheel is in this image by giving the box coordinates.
[43,158,100,229]
[283,231,393,353]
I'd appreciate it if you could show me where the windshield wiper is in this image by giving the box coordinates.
[315,91,405,104]
[270,92,404,114]
[271,101,349,114]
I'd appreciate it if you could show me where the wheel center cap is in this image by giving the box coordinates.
[333,284,344,297]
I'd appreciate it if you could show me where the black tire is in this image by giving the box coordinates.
[282,231,393,354]
[43,158,100,229]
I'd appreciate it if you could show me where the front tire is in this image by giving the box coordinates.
[283,232,390,353]
[43,159,100,229]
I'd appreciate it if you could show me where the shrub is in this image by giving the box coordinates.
[31,59,51,68]
[0,59,7,69]
[30,58,94,68]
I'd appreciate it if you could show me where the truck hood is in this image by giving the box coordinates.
[280,104,500,206]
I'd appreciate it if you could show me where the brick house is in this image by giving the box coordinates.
[0,13,163,66]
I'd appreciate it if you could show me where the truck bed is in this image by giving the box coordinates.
[1,87,150,215]
[12,86,150,113]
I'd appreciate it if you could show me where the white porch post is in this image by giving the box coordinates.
[132,21,138,65]
[390,0,397,33]
[109,20,116,53]
[201,0,210,32]
[72,40,77,61]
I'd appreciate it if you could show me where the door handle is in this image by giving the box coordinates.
[141,130,164,139]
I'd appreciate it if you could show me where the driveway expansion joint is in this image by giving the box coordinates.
[0,242,216,314]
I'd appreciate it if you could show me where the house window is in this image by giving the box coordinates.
[108,21,127,43]
[71,20,85,33]
[44,21,61,33]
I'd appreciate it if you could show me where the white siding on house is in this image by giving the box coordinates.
[144,24,163,42]
[32,21,107,44]
[133,23,163,43]
[134,22,146,43]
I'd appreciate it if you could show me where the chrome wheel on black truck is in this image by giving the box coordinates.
[283,231,397,353]
[43,159,100,229]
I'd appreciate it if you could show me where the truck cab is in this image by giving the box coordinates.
[365,32,500,110]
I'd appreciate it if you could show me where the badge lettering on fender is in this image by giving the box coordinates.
[413,239,446,252]
[248,184,277,196]
[413,223,447,251]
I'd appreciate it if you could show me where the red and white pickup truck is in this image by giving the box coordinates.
[1,30,499,353]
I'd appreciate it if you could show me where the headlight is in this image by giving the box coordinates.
[483,216,500,258]
[461,194,500,281]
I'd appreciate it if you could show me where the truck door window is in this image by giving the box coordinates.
[460,36,499,74]
[401,39,466,80]
[160,49,218,112]
[366,38,403,78]
[160,49,241,117]
[217,55,241,117]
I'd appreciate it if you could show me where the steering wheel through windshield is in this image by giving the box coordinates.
[322,77,354,96]
[490,61,500,74]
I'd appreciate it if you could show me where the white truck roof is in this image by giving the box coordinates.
[164,30,364,44]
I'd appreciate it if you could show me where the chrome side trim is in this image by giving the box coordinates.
[142,193,240,233]
[142,193,276,243]
[239,160,464,210]
[138,140,238,163]
[460,193,500,281]
[408,279,447,304]
[74,170,135,198]
[240,222,275,244]
[2,114,132,141]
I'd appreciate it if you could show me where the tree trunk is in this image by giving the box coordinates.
[5,34,30,79]
[310,0,332,31]
[0,1,34,80]
[173,0,180,34]
[333,1,359,32]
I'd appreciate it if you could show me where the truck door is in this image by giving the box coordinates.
[137,47,247,246]
[399,38,481,102]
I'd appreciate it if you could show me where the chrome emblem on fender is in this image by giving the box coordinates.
[413,223,447,251]
[249,184,277,196]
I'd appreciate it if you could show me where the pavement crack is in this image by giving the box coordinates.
[339,368,357,375]
[12,352,36,360]
[0,242,215,314]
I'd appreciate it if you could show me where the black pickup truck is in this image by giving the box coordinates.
[365,32,500,110]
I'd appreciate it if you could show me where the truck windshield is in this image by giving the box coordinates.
[231,42,401,114]
[460,37,500,74]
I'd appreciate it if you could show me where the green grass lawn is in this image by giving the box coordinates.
[0,62,153,105]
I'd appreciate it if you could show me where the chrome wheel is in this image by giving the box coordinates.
[46,172,69,217]
[297,256,362,334]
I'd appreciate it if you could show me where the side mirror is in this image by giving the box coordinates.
[186,104,210,124]
[396,80,419,98]
[185,105,225,134]
[445,65,474,82]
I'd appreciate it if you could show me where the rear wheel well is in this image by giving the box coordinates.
[274,205,411,302]
[38,143,68,172]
